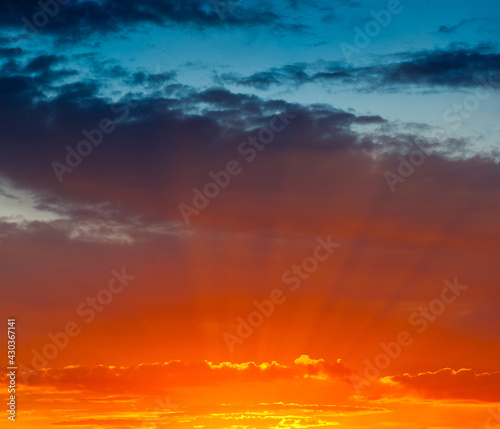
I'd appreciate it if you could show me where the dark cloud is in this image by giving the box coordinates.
[0,47,490,228]
[0,0,282,43]
[438,18,480,34]
[0,46,23,58]
[376,47,500,88]
[24,53,65,72]
[129,70,177,87]
[219,70,285,90]
[220,46,500,91]
[21,53,77,86]
[218,63,317,90]
[0,74,40,98]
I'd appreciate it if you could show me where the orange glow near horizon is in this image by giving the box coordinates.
[2,206,500,428]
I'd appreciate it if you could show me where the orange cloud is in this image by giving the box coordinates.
[9,355,353,394]
[388,368,500,402]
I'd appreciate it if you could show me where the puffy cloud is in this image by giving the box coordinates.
[9,355,353,393]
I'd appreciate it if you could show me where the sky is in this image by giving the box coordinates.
[0,0,499,428]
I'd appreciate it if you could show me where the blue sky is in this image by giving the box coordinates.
[7,0,498,155]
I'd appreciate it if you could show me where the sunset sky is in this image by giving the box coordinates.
[0,0,500,428]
